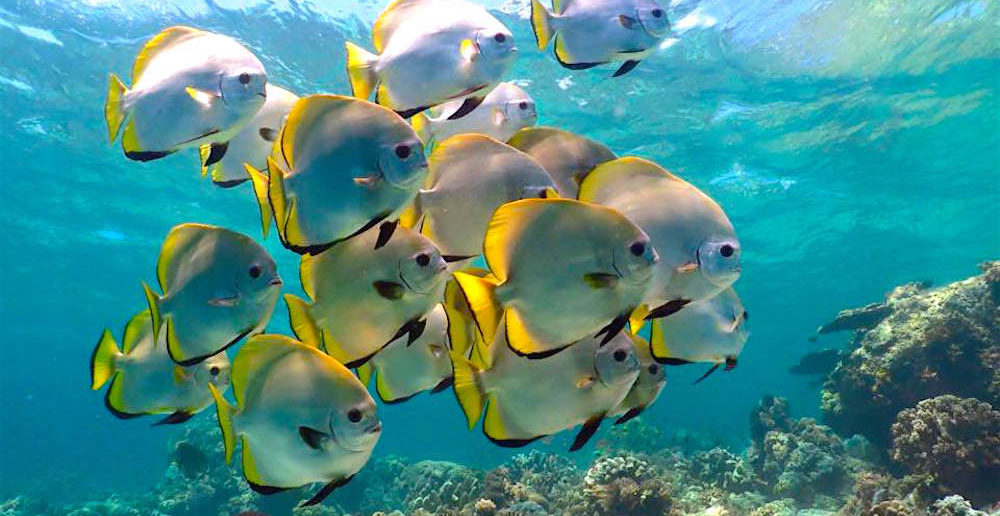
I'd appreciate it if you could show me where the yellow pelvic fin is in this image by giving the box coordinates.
[131,26,201,82]
[244,163,273,239]
[356,363,373,387]
[90,329,121,390]
[345,42,379,101]
[530,0,555,49]
[453,272,502,347]
[209,383,236,464]
[629,304,650,335]
[450,350,485,430]
[141,282,163,344]
[105,73,128,143]
[284,294,321,348]
[172,365,188,386]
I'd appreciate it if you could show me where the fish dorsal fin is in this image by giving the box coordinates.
[551,0,573,14]
[578,157,682,202]
[230,335,300,406]
[121,310,153,354]
[483,198,580,283]
[132,26,203,83]
[156,223,215,291]
[280,94,350,171]
[506,126,564,150]
[372,0,425,53]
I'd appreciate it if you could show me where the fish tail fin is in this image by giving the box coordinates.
[411,112,434,147]
[450,350,485,430]
[244,163,273,239]
[284,294,322,348]
[345,42,379,101]
[90,329,121,390]
[530,0,555,49]
[453,272,502,346]
[141,282,163,343]
[208,383,237,465]
[105,73,128,142]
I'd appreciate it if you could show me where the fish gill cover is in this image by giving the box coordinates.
[0,0,997,514]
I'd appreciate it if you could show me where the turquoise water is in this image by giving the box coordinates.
[0,0,997,509]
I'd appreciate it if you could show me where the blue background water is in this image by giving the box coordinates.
[0,0,997,505]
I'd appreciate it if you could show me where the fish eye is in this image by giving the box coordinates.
[494,33,506,43]
[648,364,659,375]
[742,311,749,321]
[613,350,628,362]
[652,8,664,17]
[239,73,251,85]
[415,253,430,267]
[249,265,261,278]
[210,366,220,376]
[720,244,734,258]
[519,101,528,110]
[394,144,411,159]
[347,409,363,423]
[629,242,645,256]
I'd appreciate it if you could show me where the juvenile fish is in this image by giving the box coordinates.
[105,26,266,161]
[412,82,537,147]
[507,126,616,197]
[90,310,231,425]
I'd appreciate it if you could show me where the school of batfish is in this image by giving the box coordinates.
[91,0,748,507]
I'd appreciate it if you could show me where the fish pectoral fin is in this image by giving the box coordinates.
[258,127,278,142]
[353,175,381,187]
[447,96,485,120]
[152,410,194,426]
[299,475,355,507]
[374,220,398,249]
[185,86,221,107]
[595,311,632,346]
[569,414,606,452]
[208,293,240,307]
[612,59,641,77]
[618,15,638,29]
[491,107,507,126]
[614,406,645,425]
[583,272,620,289]
[644,298,691,320]
[373,280,405,300]
[298,426,330,450]
[676,261,699,273]
[576,376,596,389]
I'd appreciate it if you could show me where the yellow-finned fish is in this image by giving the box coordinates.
[141,224,282,366]
[578,157,740,323]
[105,26,267,162]
[608,333,665,425]
[451,316,640,450]
[452,198,657,359]
[245,95,428,255]
[284,224,448,368]
[356,304,454,404]
[199,84,298,188]
[209,335,380,507]
[506,126,616,197]
[649,288,749,383]
[345,0,517,120]
[529,0,670,77]
[411,82,537,147]
[405,134,558,263]
[90,310,231,425]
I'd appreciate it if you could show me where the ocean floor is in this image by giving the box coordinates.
[4,263,997,516]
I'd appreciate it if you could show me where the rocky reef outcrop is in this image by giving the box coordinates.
[889,395,1000,506]
[821,262,1000,448]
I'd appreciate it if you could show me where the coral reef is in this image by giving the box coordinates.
[889,395,1000,506]
[821,262,1000,448]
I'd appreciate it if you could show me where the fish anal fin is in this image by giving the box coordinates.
[505,308,570,359]
[104,374,142,419]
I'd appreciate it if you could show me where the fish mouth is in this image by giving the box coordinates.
[256,92,267,98]
[269,277,283,286]
[366,422,382,434]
